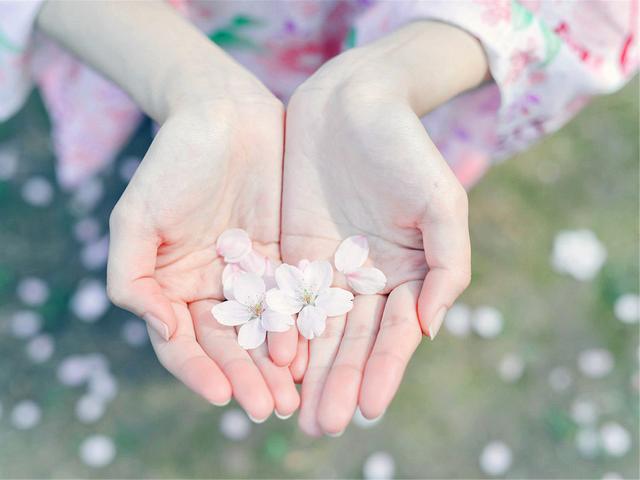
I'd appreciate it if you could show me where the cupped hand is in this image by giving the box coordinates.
[281,46,473,436]
[106,84,299,421]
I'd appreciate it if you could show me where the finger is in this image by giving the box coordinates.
[191,299,274,421]
[107,208,177,340]
[359,281,423,419]
[298,315,347,437]
[289,334,308,383]
[247,344,300,419]
[418,184,471,339]
[267,328,298,367]
[317,295,385,435]
[148,301,231,405]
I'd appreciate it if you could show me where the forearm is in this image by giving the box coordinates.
[36,0,255,122]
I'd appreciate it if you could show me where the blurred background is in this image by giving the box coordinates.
[0,77,637,478]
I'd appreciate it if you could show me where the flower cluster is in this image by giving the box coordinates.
[211,229,387,349]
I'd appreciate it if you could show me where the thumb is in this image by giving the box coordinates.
[417,195,471,339]
[106,209,177,341]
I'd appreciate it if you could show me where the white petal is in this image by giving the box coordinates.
[232,273,266,307]
[211,301,252,326]
[237,319,267,349]
[297,259,310,270]
[265,288,303,315]
[216,229,252,263]
[346,267,387,295]
[303,260,333,293]
[297,305,327,340]
[261,309,294,332]
[316,288,354,316]
[274,263,304,294]
[222,264,243,300]
[238,250,267,276]
[334,235,369,273]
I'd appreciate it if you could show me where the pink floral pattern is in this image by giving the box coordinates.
[0,0,637,190]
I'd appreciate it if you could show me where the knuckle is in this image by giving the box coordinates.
[105,279,127,307]
[452,268,472,292]
[108,204,126,231]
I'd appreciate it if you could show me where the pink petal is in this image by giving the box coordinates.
[274,264,304,294]
[232,273,266,307]
[211,301,251,326]
[238,250,267,276]
[237,318,267,349]
[297,305,327,340]
[216,229,252,263]
[265,288,303,315]
[303,260,333,293]
[316,288,354,316]
[262,259,278,290]
[334,235,369,273]
[346,267,387,295]
[261,309,294,332]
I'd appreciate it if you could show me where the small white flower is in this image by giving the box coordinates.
[10,400,41,430]
[600,422,631,457]
[614,293,640,324]
[216,228,252,263]
[479,441,512,476]
[79,435,116,468]
[472,306,504,338]
[578,348,614,378]
[551,229,607,281]
[363,451,395,480]
[334,236,387,295]
[212,272,293,349]
[266,260,354,340]
[219,409,252,441]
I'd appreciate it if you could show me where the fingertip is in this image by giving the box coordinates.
[359,357,402,420]
[268,329,298,366]
[298,411,323,437]
[275,388,301,419]
[317,368,360,435]
[240,394,274,423]
[179,355,232,406]
[289,336,308,383]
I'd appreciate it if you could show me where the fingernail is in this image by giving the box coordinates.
[211,398,231,407]
[326,429,345,438]
[428,307,447,340]
[247,413,269,424]
[143,313,170,341]
[275,410,293,420]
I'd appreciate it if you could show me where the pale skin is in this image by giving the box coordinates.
[37,1,488,433]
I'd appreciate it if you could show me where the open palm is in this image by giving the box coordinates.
[281,60,471,435]
[107,97,299,421]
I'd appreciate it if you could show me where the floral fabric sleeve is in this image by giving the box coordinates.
[0,0,44,121]
[352,0,638,186]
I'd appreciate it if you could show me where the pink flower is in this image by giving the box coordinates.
[212,273,293,349]
[334,236,387,295]
[266,260,354,340]
[216,228,252,263]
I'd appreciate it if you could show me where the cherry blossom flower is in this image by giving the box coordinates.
[216,228,252,263]
[212,272,293,349]
[334,236,386,294]
[221,255,276,301]
[266,260,354,340]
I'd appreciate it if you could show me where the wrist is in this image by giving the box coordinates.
[161,46,278,120]
[301,21,489,116]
